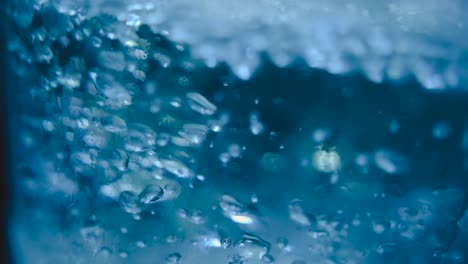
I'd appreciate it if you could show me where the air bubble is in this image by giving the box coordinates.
[119,191,142,215]
[139,184,164,205]
[166,252,181,264]
[186,92,217,116]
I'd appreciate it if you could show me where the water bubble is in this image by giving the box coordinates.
[312,147,341,173]
[261,152,285,171]
[166,252,181,263]
[228,254,245,264]
[261,254,275,263]
[119,191,142,215]
[228,144,242,158]
[249,112,264,135]
[101,115,127,133]
[186,92,217,116]
[188,209,207,224]
[389,120,400,134]
[90,36,102,48]
[83,131,108,149]
[374,148,409,175]
[80,226,104,247]
[154,52,171,68]
[98,51,125,71]
[276,237,288,249]
[124,130,149,152]
[219,195,254,225]
[376,242,396,254]
[119,251,128,259]
[111,149,129,171]
[312,128,332,143]
[178,123,209,144]
[163,182,182,200]
[219,152,231,164]
[139,184,164,205]
[42,120,55,132]
[234,233,270,260]
[432,121,452,140]
[136,241,146,248]
[289,199,312,226]
[221,237,232,249]
[161,159,191,178]
[77,118,90,129]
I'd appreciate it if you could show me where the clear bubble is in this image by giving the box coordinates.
[261,254,275,263]
[289,199,311,226]
[221,237,232,249]
[98,51,125,72]
[234,233,270,260]
[119,191,142,215]
[139,184,164,205]
[179,123,209,145]
[101,115,127,133]
[161,159,191,178]
[432,121,452,140]
[312,147,341,173]
[249,112,264,135]
[186,92,217,116]
[166,252,181,264]
[374,148,409,175]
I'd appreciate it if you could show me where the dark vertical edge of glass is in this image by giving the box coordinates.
[1,1,12,263]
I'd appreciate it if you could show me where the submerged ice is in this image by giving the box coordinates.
[4,0,468,263]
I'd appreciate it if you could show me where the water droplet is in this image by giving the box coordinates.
[119,191,142,215]
[139,184,164,205]
[186,92,217,116]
